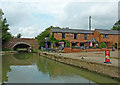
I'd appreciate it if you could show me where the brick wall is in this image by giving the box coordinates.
[93,30,100,42]
[54,33,62,40]
[71,48,83,52]
[64,48,83,53]
[100,34,119,47]
[3,38,39,50]
[86,48,112,52]
[64,48,112,53]
[53,32,94,43]
[50,28,120,49]
[64,48,72,53]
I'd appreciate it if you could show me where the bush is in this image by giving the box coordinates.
[96,45,100,48]
[65,41,70,47]
[92,41,97,44]
[107,47,112,49]
[114,44,117,48]
[96,42,106,48]
[101,42,106,48]
[2,48,12,51]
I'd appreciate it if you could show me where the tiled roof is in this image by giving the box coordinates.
[95,29,119,35]
[51,28,120,35]
[51,28,93,34]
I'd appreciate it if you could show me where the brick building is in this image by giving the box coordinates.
[50,28,120,49]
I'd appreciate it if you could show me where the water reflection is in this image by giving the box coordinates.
[2,53,119,84]
[13,53,32,60]
[0,55,2,84]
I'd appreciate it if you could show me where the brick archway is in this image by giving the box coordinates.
[12,42,31,50]
[3,38,39,50]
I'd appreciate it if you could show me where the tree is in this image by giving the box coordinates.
[0,9,3,39]
[0,9,12,44]
[35,26,60,48]
[112,20,120,30]
[16,33,22,38]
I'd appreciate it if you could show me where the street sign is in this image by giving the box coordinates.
[104,50,111,63]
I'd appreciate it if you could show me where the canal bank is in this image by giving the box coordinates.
[1,51,18,55]
[38,51,120,79]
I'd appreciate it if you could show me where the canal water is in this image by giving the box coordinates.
[1,53,119,84]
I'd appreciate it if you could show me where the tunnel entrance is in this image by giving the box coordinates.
[13,43,31,52]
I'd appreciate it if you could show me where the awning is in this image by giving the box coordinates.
[86,38,98,42]
[58,42,64,44]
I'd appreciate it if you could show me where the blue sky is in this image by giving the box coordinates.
[0,0,119,38]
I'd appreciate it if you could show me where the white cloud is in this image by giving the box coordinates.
[1,0,119,2]
[12,26,45,38]
[0,0,119,38]
[57,2,118,30]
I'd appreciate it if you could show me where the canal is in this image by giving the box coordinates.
[1,53,119,84]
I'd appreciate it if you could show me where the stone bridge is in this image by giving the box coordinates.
[3,38,39,51]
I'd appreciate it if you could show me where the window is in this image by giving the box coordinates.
[103,35,109,38]
[72,42,77,47]
[80,43,84,46]
[84,34,87,40]
[74,34,77,39]
[62,33,65,39]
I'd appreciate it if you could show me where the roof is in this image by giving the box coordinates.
[95,29,119,35]
[51,28,93,34]
[51,28,120,35]
[86,38,98,42]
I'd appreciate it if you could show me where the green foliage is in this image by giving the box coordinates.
[60,39,70,47]
[0,9,3,39]
[96,42,106,48]
[92,41,97,44]
[33,49,41,53]
[13,53,32,60]
[36,27,51,48]
[101,42,107,48]
[0,9,12,43]
[49,34,70,47]
[65,41,70,47]
[31,47,34,52]
[96,45,100,48]
[36,26,60,48]
[112,20,120,30]
[113,44,117,48]
[49,33,58,43]
[16,33,22,38]
[2,48,12,51]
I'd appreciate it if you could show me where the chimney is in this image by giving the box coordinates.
[89,16,91,30]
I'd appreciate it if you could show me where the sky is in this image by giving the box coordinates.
[0,0,119,38]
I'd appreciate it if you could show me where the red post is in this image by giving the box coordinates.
[104,50,111,63]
